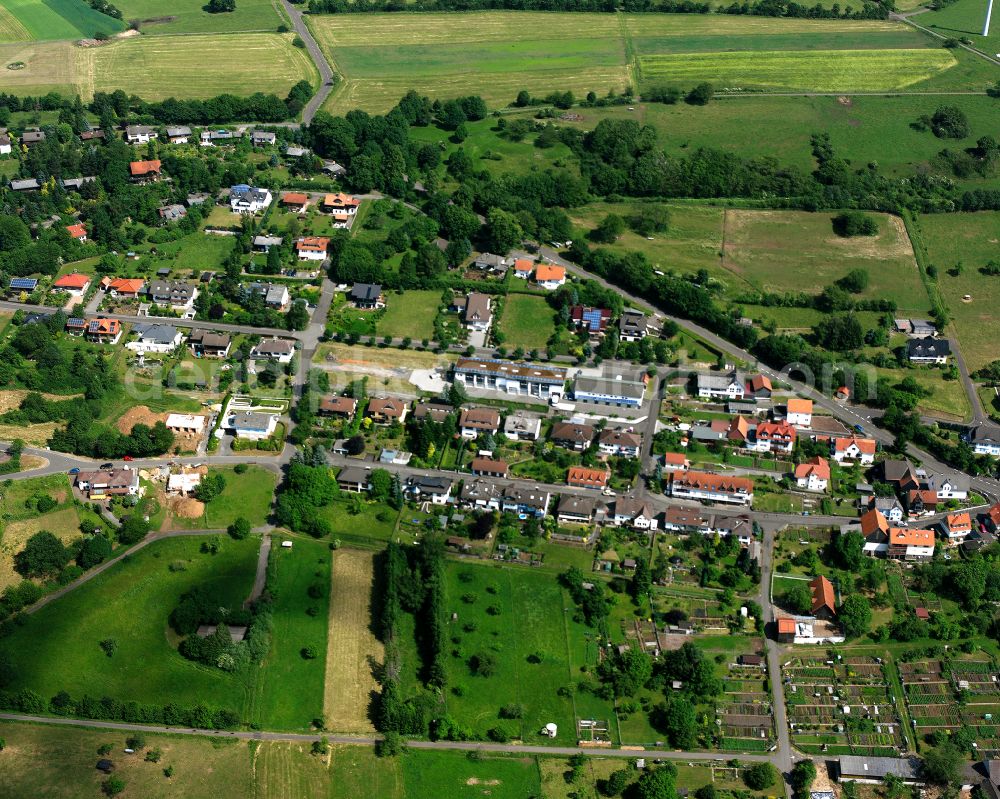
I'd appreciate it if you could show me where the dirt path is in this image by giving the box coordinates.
[323,548,382,733]
[245,533,271,607]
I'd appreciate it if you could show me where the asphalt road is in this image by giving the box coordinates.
[281,0,337,124]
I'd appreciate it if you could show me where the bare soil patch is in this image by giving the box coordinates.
[116,404,168,434]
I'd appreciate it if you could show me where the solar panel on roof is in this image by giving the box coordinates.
[67,317,84,326]
[9,278,37,289]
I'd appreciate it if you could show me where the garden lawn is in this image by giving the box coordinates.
[913,211,1000,373]
[875,366,972,421]
[497,294,556,350]
[377,290,441,340]
[400,750,542,798]
[111,0,283,35]
[0,722,253,799]
[154,232,240,273]
[201,467,275,529]
[0,33,316,101]
[251,537,330,730]
[0,535,259,715]
[0,0,124,41]
[315,499,399,547]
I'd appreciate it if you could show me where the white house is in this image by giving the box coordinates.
[125,125,157,144]
[697,371,745,400]
[166,126,192,144]
[794,457,830,492]
[228,410,278,440]
[250,338,295,363]
[0,133,11,155]
[831,436,877,466]
[126,324,183,355]
[966,423,1000,456]
[907,337,951,364]
[165,414,206,435]
[230,185,272,214]
[612,497,659,531]
[924,473,969,501]
[598,428,642,458]
[535,264,566,290]
[786,398,813,427]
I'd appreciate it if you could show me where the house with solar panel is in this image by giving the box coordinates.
[65,317,87,336]
[9,277,38,295]
[570,306,612,338]
[84,318,123,345]
[229,185,272,214]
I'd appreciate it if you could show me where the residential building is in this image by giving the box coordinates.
[894,319,937,338]
[250,338,295,363]
[337,466,370,493]
[567,466,610,490]
[776,617,797,643]
[8,277,38,294]
[65,317,86,336]
[129,160,162,182]
[104,277,145,298]
[166,126,192,144]
[9,178,40,191]
[550,421,595,451]
[126,323,182,354]
[871,496,905,523]
[125,125,157,143]
[188,330,231,358]
[52,273,91,295]
[513,258,534,279]
[367,397,408,424]
[745,374,772,400]
[598,428,642,458]
[727,415,751,445]
[924,472,969,501]
[281,192,309,211]
[831,436,877,465]
[668,470,754,506]
[661,452,690,473]
[810,575,836,619]
[0,132,10,155]
[941,511,973,542]
[501,485,549,517]
[907,489,939,515]
[982,503,1000,534]
[350,283,384,309]
[535,264,566,290]
[459,478,502,512]
[405,475,453,505]
[201,129,238,146]
[61,176,96,191]
[412,401,453,423]
[966,423,1000,456]
[612,497,658,531]
[286,145,310,158]
[20,129,45,148]
[159,204,187,222]
[228,410,278,440]
[66,223,87,242]
[557,494,600,524]
[503,410,542,440]
[319,396,358,417]
[462,293,492,332]
[570,306,612,336]
[147,280,198,316]
[795,457,830,492]
[470,456,508,478]
[253,235,283,253]
[229,185,272,214]
[458,407,501,438]
[247,282,290,310]
[861,508,890,557]
[252,130,277,147]
[749,421,796,454]
[786,398,813,427]
[473,253,508,273]
[618,309,647,342]
[880,459,919,492]
[452,358,567,400]
[697,371,745,400]
[322,193,360,215]
[165,414,206,435]
[907,336,951,364]
[888,527,935,561]
[660,506,710,534]
[573,376,645,409]
[84,317,122,344]
[75,467,139,499]
[295,236,330,261]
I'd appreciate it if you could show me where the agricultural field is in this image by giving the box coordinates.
[784,654,907,756]
[112,0,283,35]
[922,0,1000,59]
[0,535,260,716]
[912,211,1000,373]
[496,293,557,350]
[311,11,631,114]
[252,537,330,731]
[325,548,383,733]
[0,33,316,100]
[0,0,124,42]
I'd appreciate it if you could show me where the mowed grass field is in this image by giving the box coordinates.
[378,290,441,340]
[312,11,631,114]
[112,0,283,35]
[0,0,124,42]
[0,535,259,715]
[313,12,964,113]
[325,548,382,733]
[912,211,1000,373]
[497,294,556,350]
[0,33,316,100]
[167,466,276,531]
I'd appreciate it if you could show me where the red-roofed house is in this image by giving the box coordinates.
[831,436,877,465]
[535,264,566,290]
[53,272,91,295]
[104,278,145,298]
[281,192,309,211]
[750,421,796,454]
[888,527,935,561]
[794,456,830,492]
[295,237,330,262]
[669,470,753,506]
[809,575,836,619]
[129,160,161,182]
[861,508,890,557]
[567,466,610,490]
[786,398,813,427]
[661,452,690,473]
[513,258,534,279]
[65,223,87,242]
[941,511,973,542]
[745,373,772,400]
[776,617,796,643]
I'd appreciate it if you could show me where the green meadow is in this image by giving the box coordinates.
[0,0,124,42]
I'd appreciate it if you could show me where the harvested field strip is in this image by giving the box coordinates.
[325,548,382,733]
[0,4,31,42]
[638,49,957,92]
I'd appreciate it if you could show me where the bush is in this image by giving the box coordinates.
[931,105,971,139]
[102,777,126,796]
[832,211,878,237]
[685,82,713,105]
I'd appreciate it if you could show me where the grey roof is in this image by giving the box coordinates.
[503,484,548,511]
[838,756,921,781]
[882,458,916,483]
[351,283,382,302]
[252,130,277,143]
[148,280,196,303]
[337,466,370,485]
[968,423,1000,446]
[61,176,96,189]
[574,376,645,400]
[925,472,971,492]
[160,204,187,221]
[619,309,646,335]
[126,125,156,136]
[254,235,283,248]
[133,323,180,345]
[231,185,269,203]
[558,494,600,517]
[907,336,950,358]
[460,477,501,503]
[408,475,452,493]
[503,409,542,435]
[285,146,310,157]
[232,410,275,432]
[475,253,505,268]
[10,178,39,191]
[166,126,191,137]
[20,130,45,143]
[698,372,743,390]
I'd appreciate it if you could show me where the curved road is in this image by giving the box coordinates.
[281,0,336,123]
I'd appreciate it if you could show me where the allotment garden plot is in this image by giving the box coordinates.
[717,651,776,752]
[901,658,1000,753]
[784,655,906,756]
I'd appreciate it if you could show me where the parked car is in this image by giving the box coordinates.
[68,467,80,475]
[123,455,133,461]
[100,462,113,469]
